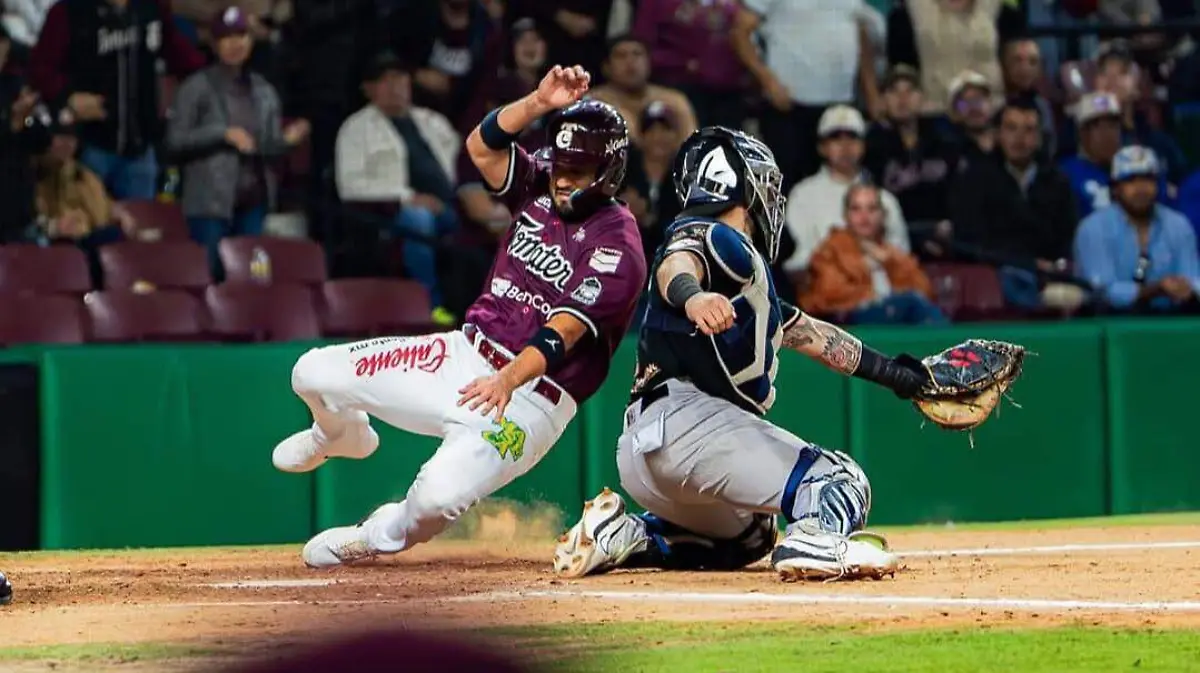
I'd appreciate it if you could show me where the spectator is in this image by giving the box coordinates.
[0,26,47,242]
[782,105,910,277]
[1000,37,1057,159]
[864,65,959,228]
[620,100,683,265]
[166,7,310,278]
[33,111,136,282]
[885,0,1023,116]
[1091,40,1188,189]
[507,0,610,80]
[29,0,206,200]
[335,51,460,327]
[172,0,293,91]
[390,0,499,121]
[946,70,997,165]
[732,0,880,191]
[1074,145,1200,313]
[1060,92,1171,218]
[287,0,376,244]
[799,183,945,324]
[630,0,746,130]
[586,35,697,147]
[458,17,548,137]
[947,99,1080,309]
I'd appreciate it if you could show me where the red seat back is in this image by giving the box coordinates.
[320,278,432,337]
[218,236,328,286]
[83,289,204,342]
[205,282,321,342]
[99,241,211,292]
[116,200,190,242]
[0,244,93,295]
[0,294,86,345]
[923,262,1006,320]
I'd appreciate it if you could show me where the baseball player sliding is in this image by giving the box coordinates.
[273,65,647,568]
[553,126,935,582]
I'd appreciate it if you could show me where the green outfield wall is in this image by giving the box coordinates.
[20,318,1200,549]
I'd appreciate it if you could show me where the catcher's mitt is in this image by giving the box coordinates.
[906,339,1027,439]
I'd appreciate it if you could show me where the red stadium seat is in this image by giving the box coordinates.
[83,289,204,342]
[116,199,191,242]
[219,236,328,286]
[320,278,434,337]
[0,294,86,345]
[99,241,211,292]
[205,282,322,342]
[0,244,93,295]
[922,263,1008,321]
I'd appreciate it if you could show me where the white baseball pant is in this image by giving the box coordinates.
[289,325,577,552]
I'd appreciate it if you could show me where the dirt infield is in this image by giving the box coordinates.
[1,517,1198,667]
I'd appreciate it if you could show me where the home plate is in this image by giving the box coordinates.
[205,579,340,589]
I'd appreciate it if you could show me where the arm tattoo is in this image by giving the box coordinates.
[782,314,863,374]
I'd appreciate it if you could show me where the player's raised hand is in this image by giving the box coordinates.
[684,292,736,335]
[535,65,591,110]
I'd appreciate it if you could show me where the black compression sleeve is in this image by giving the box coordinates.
[665,273,703,308]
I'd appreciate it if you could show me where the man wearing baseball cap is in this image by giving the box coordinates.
[1060,91,1171,219]
[783,104,910,278]
[864,65,959,228]
[946,69,997,164]
[1073,145,1200,314]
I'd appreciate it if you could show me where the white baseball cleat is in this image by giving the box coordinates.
[302,503,402,568]
[272,425,379,473]
[553,487,648,578]
[770,529,899,582]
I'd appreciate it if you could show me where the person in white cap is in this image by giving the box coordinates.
[782,104,910,284]
[946,69,997,162]
[1073,145,1200,314]
[1059,91,1169,219]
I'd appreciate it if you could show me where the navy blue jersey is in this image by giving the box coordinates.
[631,216,802,415]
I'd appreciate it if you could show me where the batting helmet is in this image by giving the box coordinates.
[535,99,630,217]
[672,126,786,263]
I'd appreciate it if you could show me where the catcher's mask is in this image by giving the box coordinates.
[672,126,786,263]
[534,99,630,219]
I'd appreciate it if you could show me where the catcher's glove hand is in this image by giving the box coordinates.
[906,339,1027,438]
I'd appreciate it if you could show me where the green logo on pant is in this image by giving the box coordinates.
[484,416,527,462]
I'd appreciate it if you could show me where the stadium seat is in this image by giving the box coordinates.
[0,244,93,295]
[116,200,190,242]
[922,262,1008,321]
[0,294,86,345]
[83,289,204,342]
[218,236,328,286]
[320,278,434,337]
[205,282,321,342]
[99,241,211,292]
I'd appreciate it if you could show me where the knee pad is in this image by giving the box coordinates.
[634,512,776,571]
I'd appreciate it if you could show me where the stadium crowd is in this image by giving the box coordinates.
[2,0,1200,345]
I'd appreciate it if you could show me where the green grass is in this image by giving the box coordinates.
[0,643,213,663]
[489,622,1200,673]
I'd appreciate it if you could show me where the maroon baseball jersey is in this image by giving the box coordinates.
[464,146,647,404]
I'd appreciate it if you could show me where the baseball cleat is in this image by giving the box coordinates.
[771,529,899,582]
[553,487,647,578]
[272,425,379,473]
[302,503,401,568]
[0,571,11,606]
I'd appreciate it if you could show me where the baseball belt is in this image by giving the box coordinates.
[462,324,564,406]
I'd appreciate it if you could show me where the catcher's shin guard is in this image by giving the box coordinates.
[627,512,777,571]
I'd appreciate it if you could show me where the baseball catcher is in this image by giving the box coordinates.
[552,126,1024,582]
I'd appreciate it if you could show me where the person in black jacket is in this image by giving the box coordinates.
[0,35,53,243]
[947,98,1081,309]
[28,0,205,200]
